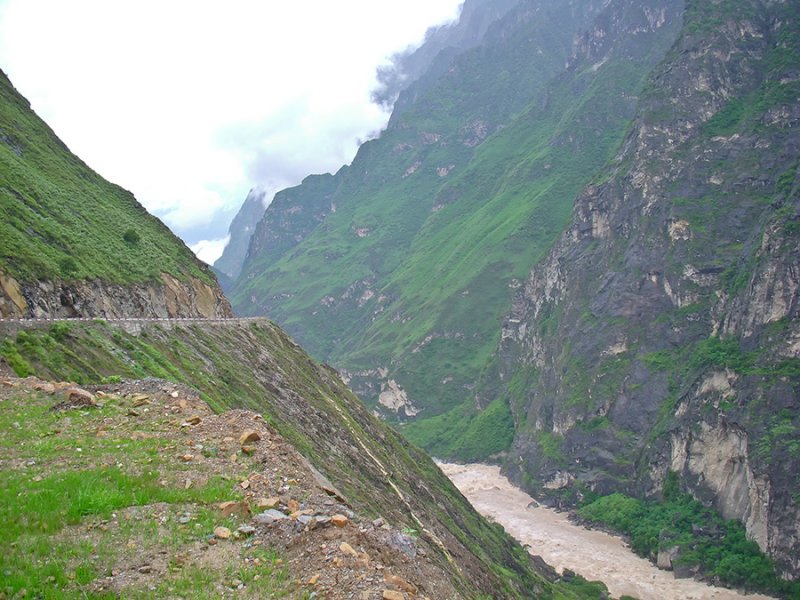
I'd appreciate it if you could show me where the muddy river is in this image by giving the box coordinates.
[439,462,775,600]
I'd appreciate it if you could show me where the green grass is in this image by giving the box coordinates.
[0,70,213,285]
[0,382,294,598]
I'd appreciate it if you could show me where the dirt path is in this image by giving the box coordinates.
[439,462,776,600]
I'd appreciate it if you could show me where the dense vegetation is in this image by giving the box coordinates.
[0,70,212,285]
[578,474,800,598]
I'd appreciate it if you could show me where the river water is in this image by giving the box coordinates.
[439,462,775,600]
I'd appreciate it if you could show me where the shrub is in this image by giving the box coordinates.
[123,228,141,245]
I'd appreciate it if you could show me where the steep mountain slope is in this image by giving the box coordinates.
[215,0,523,283]
[0,70,230,319]
[229,0,686,457]
[498,0,800,579]
[0,69,606,598]
[0,319,610,599]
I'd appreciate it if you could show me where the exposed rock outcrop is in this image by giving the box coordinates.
[0,270,232,319]
[499,0,800,577]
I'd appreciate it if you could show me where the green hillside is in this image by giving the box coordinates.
[229,0,685,458]
[0,69,212,286]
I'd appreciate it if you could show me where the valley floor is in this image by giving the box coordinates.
[439,462,776,600]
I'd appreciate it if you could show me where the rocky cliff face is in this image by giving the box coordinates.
[499,0,799,577]
[0,269,232,319]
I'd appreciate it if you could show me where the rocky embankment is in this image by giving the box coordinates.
[1,376,458,598]
[0,270,232,320]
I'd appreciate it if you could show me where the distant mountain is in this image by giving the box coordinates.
[213,187,268,280]
[0,70,231,318]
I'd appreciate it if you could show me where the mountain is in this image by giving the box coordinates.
[222,0,800,585]
[0,70,231,319]
[498,0,800,580]
[0,70,606,598]
[227,0,686,453]
[213,187,268,280]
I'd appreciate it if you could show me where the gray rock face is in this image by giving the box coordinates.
[499,0,800,577]
[0,270,233,319]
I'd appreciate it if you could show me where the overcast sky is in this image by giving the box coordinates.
[0,0,463,263]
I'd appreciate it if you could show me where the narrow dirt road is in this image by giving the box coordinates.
[439,462,775,600]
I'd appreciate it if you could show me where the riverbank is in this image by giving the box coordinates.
[439,462,775,600]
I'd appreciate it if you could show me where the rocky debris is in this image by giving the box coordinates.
[331,514,349,528]
[257,497,279,510]
[238,430,261,445]
[219,501,250,519]
[0,376,459,598]
[51,386,97,411]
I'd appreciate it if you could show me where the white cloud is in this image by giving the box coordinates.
[0,0,463,252]
[191,236,231,266]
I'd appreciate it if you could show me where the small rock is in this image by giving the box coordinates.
[237,525,256,536]
[214,526,232,540]
[137,565,153,574]
[253,509,289,524]
[239,430,261,445]
[178,515,191,524]
[308,574,320,586]
[257,497,280,510]
[181,416,202,427]
[340,542,358,557]
[127,409,140,417]
[372,517,385,528]
[291,509,314,519]
[385,574,417,594]
[179,454,194,462]
[241,445,257,455]
[170,391,179,398]
[54,387,97,410]
[382,591,404,600]
[132,397,151,408]
[331,514,349,528]
[240,479,250,490]
[219,501,251,518]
